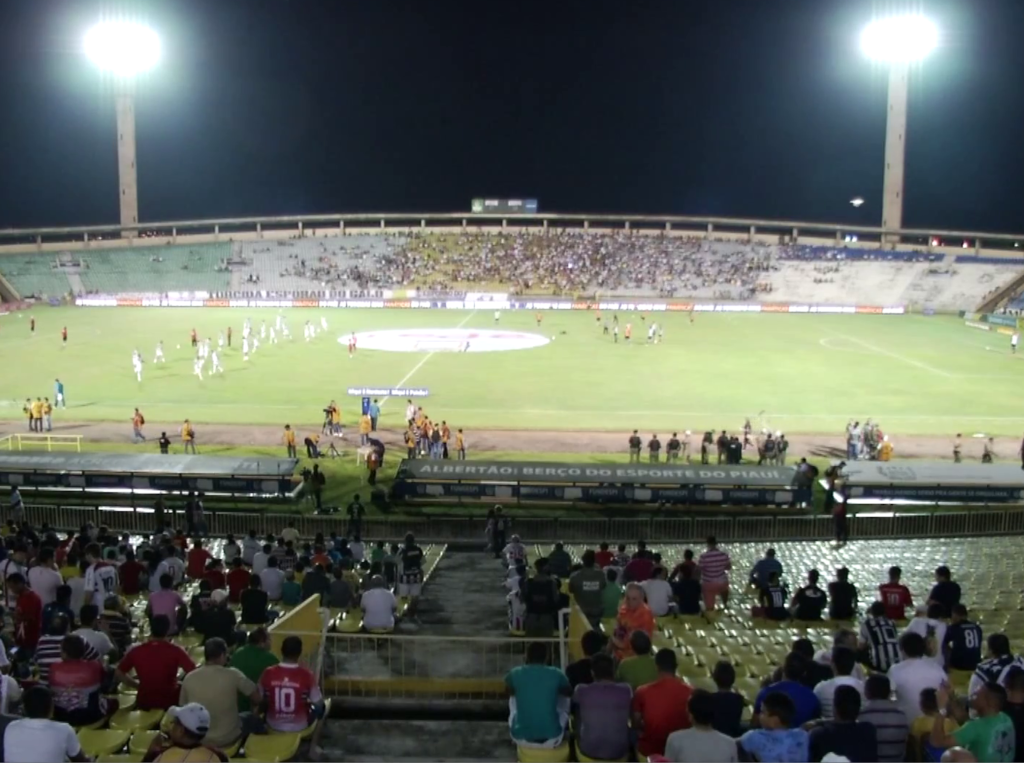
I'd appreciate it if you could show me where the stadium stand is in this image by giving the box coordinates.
[77,244,231,294]
[236,235,407,293]
[4,231,1024,310]
[0,255,73,298]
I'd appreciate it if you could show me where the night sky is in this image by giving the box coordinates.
[0,0,1021,233]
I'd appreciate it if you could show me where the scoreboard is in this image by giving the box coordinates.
[470,198,538,215]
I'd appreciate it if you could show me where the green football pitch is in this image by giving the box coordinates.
[1,306,1021,436]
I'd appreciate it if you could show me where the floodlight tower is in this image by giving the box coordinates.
[84,21,161,236]
[860,15,938,240]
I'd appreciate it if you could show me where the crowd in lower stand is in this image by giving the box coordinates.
[0,508,428,762]
[499,534,1023,763]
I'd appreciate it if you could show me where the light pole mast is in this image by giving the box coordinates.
[115,85,140,233]
[84,20,160,237]
[860,15,938,242]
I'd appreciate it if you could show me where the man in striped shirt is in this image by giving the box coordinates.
[858,673,909,763]
[859,602,902,672]
[697,536,731,611]
[970,633,1018,697]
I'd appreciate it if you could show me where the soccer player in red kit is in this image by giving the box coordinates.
[348,333,356,358]
[61,326,67,345]
[260,636,326,753]
[879,565,913,621]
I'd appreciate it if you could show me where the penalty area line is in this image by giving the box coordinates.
[379,310,477,409]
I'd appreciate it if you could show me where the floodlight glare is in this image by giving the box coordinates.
[860,15,938,63]
[84,21,161,77]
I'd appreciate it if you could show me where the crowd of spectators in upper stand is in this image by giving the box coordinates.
[775,245,942,263]
[370,231,774,297]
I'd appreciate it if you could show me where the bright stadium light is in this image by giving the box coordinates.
[861,15,938,241]
[860,15,938,63]
[84,21,161,77]
[84,20,161,236]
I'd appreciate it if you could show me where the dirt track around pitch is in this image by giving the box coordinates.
[0,418,1011,463]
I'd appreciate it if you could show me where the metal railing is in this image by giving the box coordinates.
[7,502,1024,543]
[0,433,83,452]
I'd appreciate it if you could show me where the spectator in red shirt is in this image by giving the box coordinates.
[203,559,227,591]
[879,565,913,621]
[226,558,250,604]
[594,543,614,569]
[9,573,42,651]
[50,634,111,727]
[115,614,196,710]
[118,550,146,596]
[187,540,211,580]
[631,648,693,757]
[623,545,655,584]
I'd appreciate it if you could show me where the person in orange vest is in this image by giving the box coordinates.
[624,323,632,343]
[181,419,196,454]
[132,408,146,443]
[283,424,297,459]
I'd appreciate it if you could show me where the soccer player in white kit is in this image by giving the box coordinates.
[1013,332,1019,354]
[648,323,656,343]
[276,314,283,330]
[494,309,500,324]
[242,337,251,361]
[132,351,144,382]
[320,316,328,331]
[218,331,225,349]
[260,320,266,339]
[193,354,204,380]
[304,321,312,341]
[154,341,165,363]
[282,320,291,340]
[211,349,223,374]
[252,336,260,354]
[269,326,278,344]
[243,318,251,340]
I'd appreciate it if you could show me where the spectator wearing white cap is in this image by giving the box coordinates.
[144,702,229,762]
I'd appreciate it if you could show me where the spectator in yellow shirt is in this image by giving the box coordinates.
[911,688,958,760]
[283,425,297,459]
[43,399,53,432]
[456,429,466,460]
[359,414,372,446]
[30,398,43,432]
[879,437,894,462]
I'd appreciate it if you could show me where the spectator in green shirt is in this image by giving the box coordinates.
[615,631,659,690]
[229,627,278,712]
[370,541,386,565]
[281,571,302,606]
[932,681,1016,763]
[602,569,625,619]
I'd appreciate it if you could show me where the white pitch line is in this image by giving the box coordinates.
[833,333,954,377]
[379,310,477,408]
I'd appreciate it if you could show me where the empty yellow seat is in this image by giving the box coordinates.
[129,730,160,756]
[78,729,131,758]
[517,740,570,763]
[110,708,164,732]
[577,748,628,763]
[241,733,301,763]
